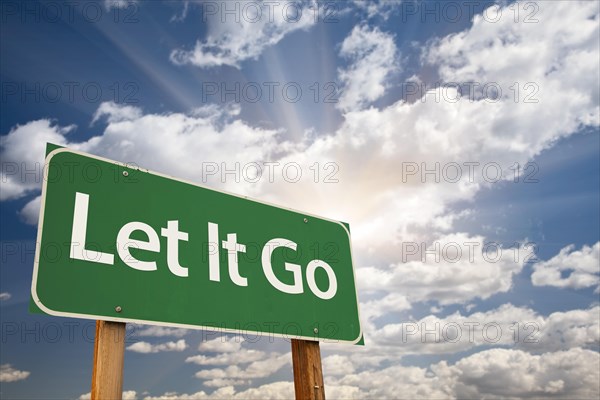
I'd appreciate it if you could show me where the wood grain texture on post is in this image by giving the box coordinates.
[291,339,325,400]
[91,321,126,400]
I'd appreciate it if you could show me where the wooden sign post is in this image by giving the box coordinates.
[91,321,126,400]
[291,339,325,400]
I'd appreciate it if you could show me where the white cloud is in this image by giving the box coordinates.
[126,339,187,353]
[430,305,443,314]
[372,304,600,355]
[1,101,282,225]
[0,292,11,301]
[18,195,41,225]
[170,1,316,68]
[92,101,142,125]
[197,337,245,353]
[531,306,600,352]
[141,347,600,399]
[0,364,30,382]
[186,349,267,366]
[425,1,599,132]
[132,325,189,338]
[103,0,137,11]
[0,120,72,201]
[194,352,290,382]
[124,391,139,400]
[322,354,355,376]
[532,242,600,291]
[79,390,137,400]
[143,382,293,400]
[328,347,600,399]
[358,233,528,307]
[337,25,398,111]
[203,379,248,388]
[352,0,400,20]
[328,363,452,399]
[446,347,600,399]
[361,292,411,322]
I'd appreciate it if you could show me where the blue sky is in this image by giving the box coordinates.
[1,1,599,398]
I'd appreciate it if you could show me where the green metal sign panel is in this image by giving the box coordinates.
[31,146,362,344]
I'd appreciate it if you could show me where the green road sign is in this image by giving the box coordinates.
[31,145,362,344]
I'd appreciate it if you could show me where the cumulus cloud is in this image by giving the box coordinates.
[264,0,598,268]
[358,233,529,307]
[352,0,400,20]
[143,382,294,400]
[328,363,452,399]
[126,339,188,353]
[187,338,286,387]
[446,347,599,399]
[1,101,282,222]
[92,101,143,125]
[322,354,356,376]
[132,347,600,399]
[170,1,316,68]
[360,292,411,326]
[425,1,599,131]
[0,364,30,382]
[531,306,600,352]
[337,25,398,111]
[0,120,71,201]
[371,304,599,355]
[18,195,41,225]
[79,390,137,399]
[132,325,189,338]
[203,379,249,388]
[194,352,291,385]
[532,242,600,291]
[197,337,246,353]
[327,347,600,399]
[186,349,267,366]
